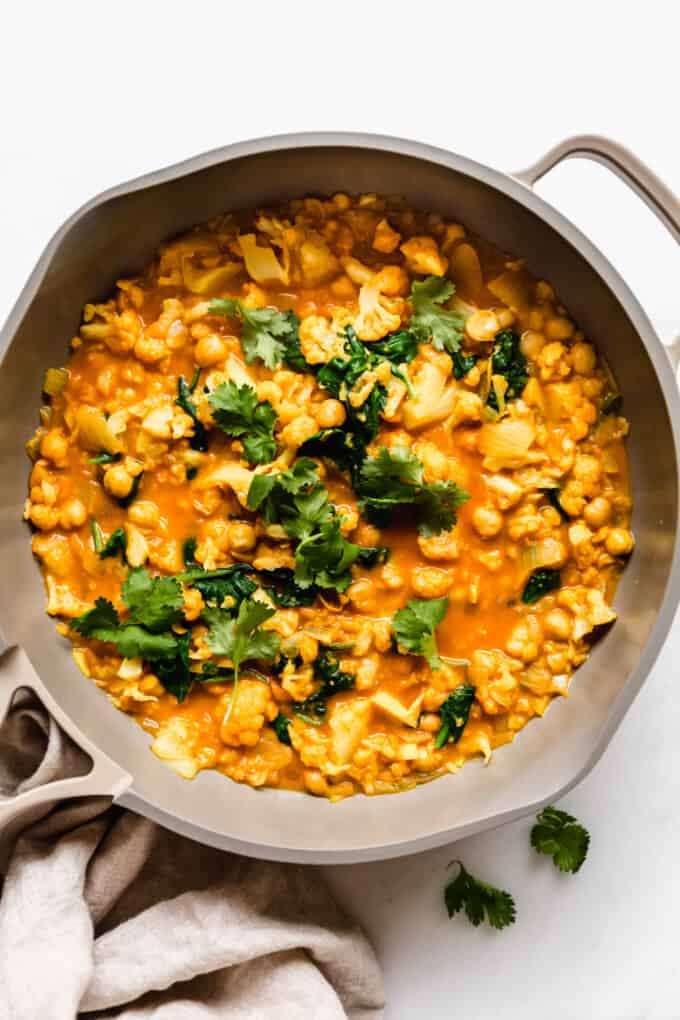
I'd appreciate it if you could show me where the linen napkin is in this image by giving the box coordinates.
[0,689,384,1019]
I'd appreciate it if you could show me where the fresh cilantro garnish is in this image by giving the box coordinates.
[247,460,331,542]
[299,428,365,485]
[409,276,465,354]
[100,527,127,562]
[272,713,292,744]
[294,652,355,722]
[209,299,298,370]
[487,330,528,410]
[176,370,209,452]
[88,451,121,465]
[451,350,477,380]
[435,683,476,748]
[121,567,184,632]
[71,599,179,660]
[531,806,590,873]
[521,568,561,605]
[444,862,517,930]
[294,518,359,593]
[154,631,192,702]
[178,564,258,607]
[392,596,449,668]
[209,381,277,465]
[203,598,281,721]
[358,446,469,536]
[542,488,569,521]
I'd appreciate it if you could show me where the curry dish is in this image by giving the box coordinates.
[25,194,633,800]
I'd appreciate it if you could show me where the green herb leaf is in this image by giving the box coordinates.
[121,566,184,632]
[247,459,331,542]
[409,277,465,353]
[521,568,561,605]
[100,527,127,561]
[531,806,590,873]
[355,545,390,567]
[182,536,198,567]
[487,330,528,410]
[294,517,359,593]
[176,374,209,452]
[451,350,477,380]
[209,299,297,370]
[358,446,469,536]
[392,596,449,668]
[272,713,292,744]
[88,451,121,465]
[203,599,281,721]
[71,598,180,661]
[435,683,476,747]
[208,381,277,465]
[90,518,104,554]
[155,630,192,702]
[258,567,319,607]
[294,651,355,722]
[178,564,258,607]
[444,862,516,930]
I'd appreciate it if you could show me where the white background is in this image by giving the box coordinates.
[3,3,680,1017]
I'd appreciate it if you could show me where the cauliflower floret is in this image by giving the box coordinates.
[557,586,617,640]
[400,236,448,276]
[151,717,202,779]
[298,315,347,364]
[195,462,254,507]
[298,236,340,286]
[372,218,401,254]
[352,283,403,341]
[417,531,460,561]
[220,678,277,748]
[403,362,457,429]
[537,341,572,381]
[469,649,520,715]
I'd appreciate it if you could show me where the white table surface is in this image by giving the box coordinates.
[3,3,679,1017]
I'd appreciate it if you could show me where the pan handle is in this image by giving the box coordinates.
[515,134,680,372]
[0,645,132,846]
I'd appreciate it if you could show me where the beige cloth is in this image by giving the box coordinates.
[0,691,384,1019]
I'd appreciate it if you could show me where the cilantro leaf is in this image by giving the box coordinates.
[531,806,590,874]
[521,568,561,605]
[392,597,449,667]
[445,862,516,930]
[209,381,277,465]
[176,372,209,452]
[358,446,469,536]
[257,567,319,607]
[487,330,528,410]
[409,277,465,354]
[435,683,476,747]
[203,598,281,722]
[247,460,331,542]
[299,428,364,484]
[294,517,359,593]
[155,630,192,703]
[272,713,292,744]
[294,651,355,722]
[71,598,180,661]
[121,567,184,632]
[209,299,297,369]
[100,527,127,561]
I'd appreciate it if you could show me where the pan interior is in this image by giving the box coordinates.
[0,139,676,859]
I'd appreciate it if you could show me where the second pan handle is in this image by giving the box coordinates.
[514,134,680,372]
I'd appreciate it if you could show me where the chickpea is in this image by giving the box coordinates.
[543,609,572,641]
[348,578,377,613]
[354,522,382,547]
[466,309,500,342]
[605,528,635,557]
[380,562,404,589]
[40,430,69,465]
[59,498,87,530]
[183,587,204,622]
[315,399,346,428]
[571,341,596,376]
[303,769,328,796]
[134,334,167,363]
[227,522,256,553]
[535,281,555,301]
[128,501,161,528]
[257,381,282,406]
[103,464,134,500]
[472,505,504,538]
[545,316,575,341]
[419,713,442,734]
[194,334,227,367]
[520,330,546,360]
[528,307,545,331]
[28,504,60,531]
[584,496,612,529]
[411,566,452,598]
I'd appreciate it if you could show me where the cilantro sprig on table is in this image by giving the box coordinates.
[209,299,301,370]
[531,806,590,873]
[209,381,277,465]
[409,276,465,354]
[445,862,517,930]
[358,446,469,536]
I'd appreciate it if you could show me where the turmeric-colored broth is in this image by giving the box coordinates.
[25,194,632,799]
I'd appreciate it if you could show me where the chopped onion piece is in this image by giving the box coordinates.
[238,233,288,285]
